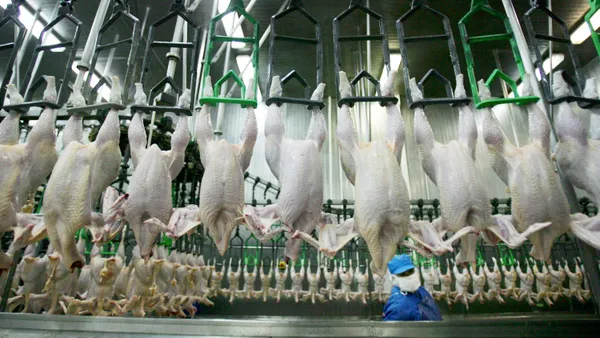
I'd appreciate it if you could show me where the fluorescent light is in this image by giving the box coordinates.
[0,2,65,52]
[535,53,565,81]
[235,55,262,102]
[571,10,600,45]
[218,0,245,49]
[379,54,402,86]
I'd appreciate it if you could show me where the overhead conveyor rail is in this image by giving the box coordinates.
[0,0,26,110]
[396,0,470,109]
[67,0,140,116]
[523,0,600,108]
[199,0,259,109]
[4,0,81,111]
[130,0,201,116]
[458,0,538,108]
[265,0,324,110]
[333,0,398,108]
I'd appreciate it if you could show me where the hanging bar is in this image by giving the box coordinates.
[5,0,82,110]
[458,0,539,108]
[0,1,26,110]
[396,0,470,109]
[199,0,259,109]
[265,0,324,110]
[332,0,398,108]
[523,0,600,108]
[130,0,201,116]
[68,0,140,115]
[586,0,600,59]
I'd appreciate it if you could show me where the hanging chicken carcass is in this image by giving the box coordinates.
[195,77,257,255]
[480,74,576,262]
[44,77,127,270]
[123,85,191,260]
[410,75,549,264]
[243,76,326,260]
[335,70,414,276]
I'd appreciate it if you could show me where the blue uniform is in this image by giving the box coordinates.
[383,286,442,321]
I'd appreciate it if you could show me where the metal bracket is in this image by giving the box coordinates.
[200,0,259,108]
[586,0,600,60]
[82,0,140,106]
[19,0,82,107]
[524,2,600,108]
[397,0,471,109]
[0,0,26,110]
[266,0,324,110]
[333,0,397,107]
[138,0,201,116]
[458,0,539,108]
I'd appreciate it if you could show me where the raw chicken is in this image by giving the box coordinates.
[255,260,273,302]
[452,260,471,309]
[533,260,555,306]
[320,261,338,301]
[244,77,326,261]
[469,265,486,304]
[564,258,591,303]
[125,84,190,259]
[335,261,353,303]
[302,260,324,304]
[552,73,600,207]
[351,260,369,305]
[548,260,566,302]
[0,84,24,145]
[483,258,504,303]
[123,246,165,317]
[0,77,59,269]
[480,75,569,262]
[222,258,241,303]
[516,260,536,306]
[7,253,48,313]
[335,70,411,276]
[43,78,126,270]
[195,78,256,255]
[501,263,519,301]
[240,263,257,300]
[371,269,391,303]
[286,262,306,303]
[270,262,289,303]
[433,260,453,308]
[208,259,225,298]
[411,76,548,264]
[421,264,438,296]
[291,215,358,258]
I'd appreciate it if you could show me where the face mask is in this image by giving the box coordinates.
[390,273,421,293]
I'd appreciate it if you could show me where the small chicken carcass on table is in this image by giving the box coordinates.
[411,75,549,265]
[243,76,326,262]
[43,77,127,270]
[335,70,415,276]
[194,77,257,256]
[122,84,191,261]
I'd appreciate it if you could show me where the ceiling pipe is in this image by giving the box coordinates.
[75,0,111,87]
[10,8,41,88]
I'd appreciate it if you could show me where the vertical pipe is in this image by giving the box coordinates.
[365,0,371,143]
[328,96,334,199]
[10,8,41,87]
[502,0,600,313]
[182,15,188,91]
[95,34,119,104]
[214,6,235,138]
[164,15,185,95]
[76,0,112,84]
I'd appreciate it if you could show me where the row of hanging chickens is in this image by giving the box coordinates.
[1,232,592,318]
[2,67,600,303]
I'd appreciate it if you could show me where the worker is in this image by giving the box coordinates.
[383,254,442,321]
